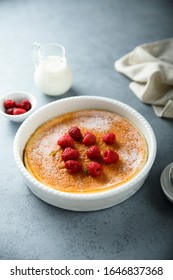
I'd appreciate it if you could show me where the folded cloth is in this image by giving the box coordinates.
[115,38,173,118]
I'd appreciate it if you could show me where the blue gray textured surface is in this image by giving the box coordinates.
[0,0,173,260]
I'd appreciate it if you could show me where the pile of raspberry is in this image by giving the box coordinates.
[56,126,119,177]
[3,99,32,115]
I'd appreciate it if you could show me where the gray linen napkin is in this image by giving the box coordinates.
[115,38,173,118]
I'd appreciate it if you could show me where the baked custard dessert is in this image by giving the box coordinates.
[24,110,148,193]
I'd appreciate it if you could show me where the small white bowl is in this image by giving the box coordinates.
[0,91,37,122]
[13,96,157,211]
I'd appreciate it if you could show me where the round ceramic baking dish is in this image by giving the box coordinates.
[13,96,157,211]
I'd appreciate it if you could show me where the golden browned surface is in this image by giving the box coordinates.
[24,110,148,193]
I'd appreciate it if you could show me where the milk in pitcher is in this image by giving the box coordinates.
[32,43,73,96]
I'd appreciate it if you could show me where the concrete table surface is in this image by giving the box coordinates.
[0,0,173,260]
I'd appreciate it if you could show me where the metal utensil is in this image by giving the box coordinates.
[160,163,173,203]
[169,164,173,184]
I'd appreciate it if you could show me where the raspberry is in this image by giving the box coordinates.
[87,162,103,177]
[103,149,119,164]
[20,99,32,111]
[86,145,101,160]
[15,103,22,108]
[13,108,27,115]
[82,132,96,146]
[68,126,82,141]
[65,160,82,174]
[4,99,16,109]
[57,134,74,149]
[3,98,31,114]
[6,108,15,115]
[102,133,116,145]
[61,147,79,162]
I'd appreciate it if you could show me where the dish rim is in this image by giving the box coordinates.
[13,95,157,200]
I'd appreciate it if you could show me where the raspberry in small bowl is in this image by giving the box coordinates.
[0,91,37,122]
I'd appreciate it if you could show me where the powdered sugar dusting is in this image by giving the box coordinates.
[82,116,110,130]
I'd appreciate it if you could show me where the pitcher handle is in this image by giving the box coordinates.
[31,42,41,67]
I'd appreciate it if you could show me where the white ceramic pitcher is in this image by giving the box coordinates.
[32,42,73,96]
